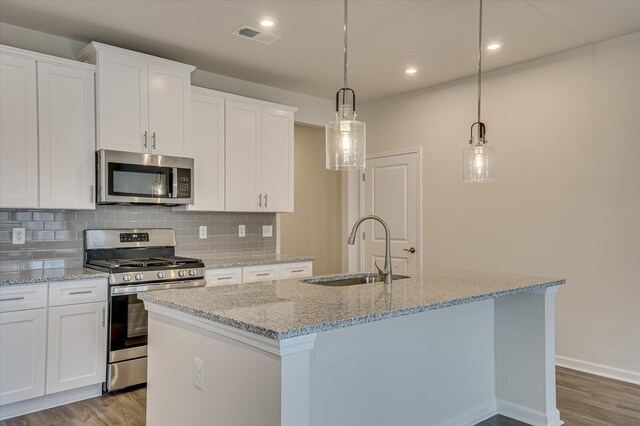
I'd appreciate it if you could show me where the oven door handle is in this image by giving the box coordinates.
[110,279,207,295]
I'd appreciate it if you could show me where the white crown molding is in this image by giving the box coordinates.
[77,41,196,72]
[191,85,298,112]
[0,44,95,71]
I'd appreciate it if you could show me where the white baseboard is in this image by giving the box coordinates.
[0,383,102,420]
[556,355,640,385]
[437,399,497,426]
[497,399,563,426]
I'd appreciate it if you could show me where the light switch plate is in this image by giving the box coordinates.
[199,226,207,239]
[12,228,26,245]
[262,225,273,238]
[238,225,246,238]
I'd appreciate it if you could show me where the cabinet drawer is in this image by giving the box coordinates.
[205,268,242,287]
[242,265,278,283]
[278,262,313,279]
[0,284,48,313]
[48,278,107,307]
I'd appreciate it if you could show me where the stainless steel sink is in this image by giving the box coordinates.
[301,274,410,287]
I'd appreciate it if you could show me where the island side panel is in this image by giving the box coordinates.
[494,287,562,426]
[308,299,497,426]
[146,312,284,426]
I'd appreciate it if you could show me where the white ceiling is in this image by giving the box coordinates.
[1,0,640,102]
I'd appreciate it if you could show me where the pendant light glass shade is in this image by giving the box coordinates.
[326,0,366,171]
[326,94,366,170]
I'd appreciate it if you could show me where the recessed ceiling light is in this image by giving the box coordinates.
[260,19,275,28]
[486,42,502,50]
[404,67,418,75]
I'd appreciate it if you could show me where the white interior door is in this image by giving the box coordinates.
[362,151,420,275]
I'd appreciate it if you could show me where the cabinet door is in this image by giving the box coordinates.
[46,302,107,394]
[260,107,294,212]
[189,89,225,211]
[0,53,38,208]
[95,51,148,153]
[148,64,191,157]
[225,100,261,212]
[37,63,96,209]
[0,308,46,405]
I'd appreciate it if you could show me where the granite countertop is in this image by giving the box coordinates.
[200,254,314,269]
[0,268,109,286]
[139,269,565,340]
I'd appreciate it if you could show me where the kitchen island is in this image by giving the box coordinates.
[139,269,565,426]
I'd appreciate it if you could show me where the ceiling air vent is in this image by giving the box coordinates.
[232,26,281,44]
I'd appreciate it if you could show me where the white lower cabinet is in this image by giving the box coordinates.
[0,308,47,406]
[46,301,107,394]
[205,262,314,286]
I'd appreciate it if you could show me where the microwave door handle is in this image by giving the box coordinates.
[172,168,179,199]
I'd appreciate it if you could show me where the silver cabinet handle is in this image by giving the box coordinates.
[69,290,92,295]
[256,273,271,277]
[143,131,148,149]
[152,132,157,149]
[217,276,234,281]
[403,247,416,254]
[265,193,268,208]
[291,269,304,273]
[258,194,262,207]
[89,185,94,203]
[0,296,25,302]
[101,307,106,327]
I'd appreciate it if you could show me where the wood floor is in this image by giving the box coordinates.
[2,367,639,425]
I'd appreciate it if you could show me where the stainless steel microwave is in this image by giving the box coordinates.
[96,149,194,205]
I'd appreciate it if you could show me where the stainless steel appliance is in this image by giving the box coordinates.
[84,229,205,392]
[96,149,194,205]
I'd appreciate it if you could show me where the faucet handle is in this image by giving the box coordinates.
[374,261,384,276]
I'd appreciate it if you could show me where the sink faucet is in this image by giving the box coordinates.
[347,215,393,284]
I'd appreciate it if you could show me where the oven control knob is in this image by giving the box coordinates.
[178,270,186,277]
[122,274,132,282]
[189,269,196,276]
[135,273,143,281]
[157,272,166,279]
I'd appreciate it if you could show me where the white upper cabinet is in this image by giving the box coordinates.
[0,52,38,209]
[261,106,294,212]
[224,98,296,212]
[225,100,261,212]
[37,62,96,209]
[189,88,225,211]
[0,45,96,210]
[79,42,194,157]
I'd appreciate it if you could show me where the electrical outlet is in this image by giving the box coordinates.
[12,228,26,245]
[238,225,246,238]
[193,356,204,391]
[262,225,273,238]
[199,226,207,239]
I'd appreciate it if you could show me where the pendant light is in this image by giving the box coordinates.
[463,0,495,183]
[326,0,366,171]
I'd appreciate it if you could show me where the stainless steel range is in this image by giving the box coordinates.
[84,229,206,392]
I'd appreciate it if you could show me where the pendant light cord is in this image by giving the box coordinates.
[477,0,483,129]
[344,0,348,89]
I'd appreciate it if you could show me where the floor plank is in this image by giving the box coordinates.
[2,368,639,425]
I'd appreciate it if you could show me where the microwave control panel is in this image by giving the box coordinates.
[177,168,192,199]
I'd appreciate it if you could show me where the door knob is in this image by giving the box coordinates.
[403,247,416,254]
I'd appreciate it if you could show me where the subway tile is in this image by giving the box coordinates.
[67,221,88,231]
[0,231,9,242]
[43,260,64,269]
[25,241,45,250]
[32,250,55,260]
[96,212,115,221]
[44,221,65,231]
[8,251,32,261]
[0,261,21,272]
[33,212,55,221]
[44,240,67,249]
[0,212,9,221]
[77,212,96,221]
[33,231,56,241]
[12,212,32,221]
[86,221,107,229]
[55,230,76,241]
[55,211,77,221]
[149,212,165,221]
[22,260,43,270]
[54,249,77,259]
[66,240,83,249]
[0,221,21,230]
[114,212,133,222]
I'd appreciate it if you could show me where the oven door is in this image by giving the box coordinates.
[108,279,206,364]
[97,149,194,204]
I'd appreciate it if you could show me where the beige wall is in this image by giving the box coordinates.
[359,32,640,382]
[281,125,343,275]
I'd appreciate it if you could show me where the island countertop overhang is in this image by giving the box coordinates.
[139,269,565,341]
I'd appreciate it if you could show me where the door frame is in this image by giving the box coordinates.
[353,147,423,273]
